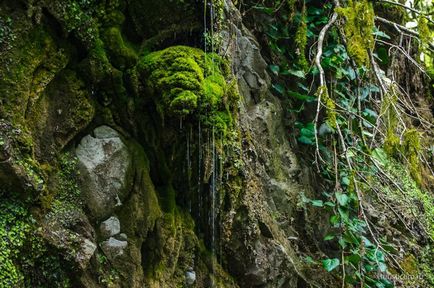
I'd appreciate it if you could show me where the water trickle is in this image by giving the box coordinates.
[210,126,216,275]
[187,126,192,213]
[198,120,202,221]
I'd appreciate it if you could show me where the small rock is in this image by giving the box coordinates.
[94,125,120,139]
[116,233,128,241]
[185,270,196,285]
[101,237,128,260]
[100,216,121,239]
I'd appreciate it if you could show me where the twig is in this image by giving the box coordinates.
[375,16,434,51]
[313,3,339,170]
[378,0,434,24]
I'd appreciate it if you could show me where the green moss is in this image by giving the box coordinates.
[380,86,400,156]
[295,7,308,71]
[138,45,239,134]
[401,129,422,185]
[381,160,434,239]
[418,16,431,50]
[0,199,32,286]
[317,86,337,129]
[336,0,375,67]
[102,26,138,70]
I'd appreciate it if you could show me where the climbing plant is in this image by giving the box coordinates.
[252,0,434,287]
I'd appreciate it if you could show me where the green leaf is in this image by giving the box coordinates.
[372,148,388,166]
[341,176,350,186]
[346,253,361,265]
[287,69,305,78]
[330,215,339,226]
[324,234,335,241]
[322,258,340,272]
[311,199,324,207]
[297,135,314,145]
[335,192,349,206]
[272,84,285,95]
[324,201,336,207]
[269,64,280,75]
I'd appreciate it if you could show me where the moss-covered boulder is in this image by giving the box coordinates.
[138,45,238,133]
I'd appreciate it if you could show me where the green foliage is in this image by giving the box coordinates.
[0,16,15,51]
[336,0,375,66]
[0,199,31,287]
[45,153,83,227]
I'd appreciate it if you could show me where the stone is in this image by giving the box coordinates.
[76,126,132,220]
[116,233,128,241]
[185,270,196,285]
[99,216,121,239]
[75,238,97,269]
[100,237,128,261]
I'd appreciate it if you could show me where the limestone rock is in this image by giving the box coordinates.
[76,126,133,220]
[185,270,196,285]
[100,237,128,260]
[99,216,121,239]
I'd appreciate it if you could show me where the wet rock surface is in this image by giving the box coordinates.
[76,126,133,220]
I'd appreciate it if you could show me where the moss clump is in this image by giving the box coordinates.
[336,0,375,67]
[295,7,308,71]
[101,26,138,70]
[402,129,422,185]
[380,86,400,156]
[317,86,337,129]
[418,16,431,49]
[138,45,239,133]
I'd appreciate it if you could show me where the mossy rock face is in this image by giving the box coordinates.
[27,69,95,160]
[138,45,238,133]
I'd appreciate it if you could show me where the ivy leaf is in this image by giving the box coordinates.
[297,135,314,145]
[324,234,335,241]
[269,64,280,75]
[272,84,285,95]
[372,148,388,166]
[330,215,339,226]
[286,69,306,78]
[335,192,349,206]
[341,176,350,186]
[324,201,336,207]
[311,199,324,207]
[322,258,340,272]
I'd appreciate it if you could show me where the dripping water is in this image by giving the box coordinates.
[210,126,216,276]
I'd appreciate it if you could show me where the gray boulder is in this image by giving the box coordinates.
[76,126,132,220]
[100,237,128,260]
[185,270,196,285]
[100,216,121,239]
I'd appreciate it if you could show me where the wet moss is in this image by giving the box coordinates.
[138,45,239,134]
[336,0,375,67]
[102,26,138,70]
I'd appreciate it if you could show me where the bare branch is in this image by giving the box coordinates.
[375,16,434,51]
[378,0,434,24]
[313,4,339,169]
